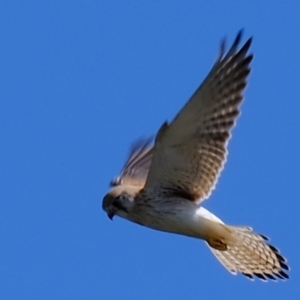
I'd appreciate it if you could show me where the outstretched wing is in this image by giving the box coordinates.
[145,31,253,204]
[110,138,153,188]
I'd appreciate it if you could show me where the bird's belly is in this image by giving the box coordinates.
[130,205,206,239]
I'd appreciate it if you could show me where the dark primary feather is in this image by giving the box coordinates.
[110,138,153,187]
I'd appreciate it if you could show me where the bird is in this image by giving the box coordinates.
[102,31,289,281]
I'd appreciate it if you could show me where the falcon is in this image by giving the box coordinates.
[102,31,289,281]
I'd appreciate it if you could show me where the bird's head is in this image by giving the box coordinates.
[102,185,140,220]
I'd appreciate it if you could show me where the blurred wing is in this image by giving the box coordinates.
[110,138,153,188]
[145,31,253,204]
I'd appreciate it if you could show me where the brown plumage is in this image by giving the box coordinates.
[102,31,289,281]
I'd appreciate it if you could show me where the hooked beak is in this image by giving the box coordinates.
[107,211,115,220]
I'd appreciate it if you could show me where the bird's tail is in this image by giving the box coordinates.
[207,225,289,281]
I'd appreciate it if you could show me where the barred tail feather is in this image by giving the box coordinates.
[207,225,290,281]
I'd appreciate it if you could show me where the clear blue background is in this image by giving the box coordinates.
[1,1,299,299]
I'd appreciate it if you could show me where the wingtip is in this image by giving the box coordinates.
[234,29,244,46]
[217,29,253,63]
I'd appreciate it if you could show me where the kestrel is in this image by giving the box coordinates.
[102,31,289,281]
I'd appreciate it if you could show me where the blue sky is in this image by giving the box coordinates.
[1,1,299,299]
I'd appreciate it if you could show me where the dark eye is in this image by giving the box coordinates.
[113,200,123,210]
[113,197,128,212]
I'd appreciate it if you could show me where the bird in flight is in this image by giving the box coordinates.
[102,31,289,281]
